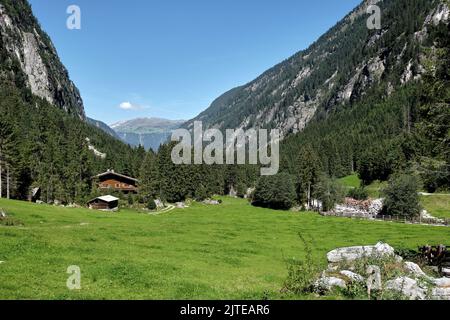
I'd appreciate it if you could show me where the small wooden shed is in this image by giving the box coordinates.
[87,195,119,211]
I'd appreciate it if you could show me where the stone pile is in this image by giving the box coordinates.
[326,198,384,219]
[314,242,450,300]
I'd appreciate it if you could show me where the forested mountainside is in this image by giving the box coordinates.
[179,0,450,196]
[0,0,85,118]
[0,0,144,203]
[185,0,448,135]
[87,117,121,140]
[111,118,185,151]
[279,0,450,192]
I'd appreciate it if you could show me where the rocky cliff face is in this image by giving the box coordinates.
[0,0,85,119]
[185,0,449,137]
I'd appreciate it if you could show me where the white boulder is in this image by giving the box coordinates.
[404,261,427,278]
[431,287,450,300]
[442,268,450,277]
[340,270,365,283]
[176,202,187,208]
[154,199,165,209]
[385,277,427,300]
[432,277,450,288]
[327,242,395,263]
[203,199,220,205]
[314,276,347,293]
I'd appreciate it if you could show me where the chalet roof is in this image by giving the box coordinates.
[88,195,119,203]
[92,170,138,182]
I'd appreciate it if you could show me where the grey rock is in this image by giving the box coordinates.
[385,277,427,300]
[340,270,365,283]
[314,276,347,293]
[203,199,220,205]
[442,268,450,277]
[327,242,395,263]
[404,261,427,278]
[431,287,450,300]
[432,277,450,288]
[176,202,187,209]
[154,199,165,209]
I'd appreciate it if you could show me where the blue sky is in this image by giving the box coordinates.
[28,0,361,124]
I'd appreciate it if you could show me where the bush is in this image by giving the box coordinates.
[147,198,157,210]
[382,174,421,217]
[313,174,344,212]
[127,194,134,206]
[282,234,318,294]
[252,173,296,210]
[347,187,369,200]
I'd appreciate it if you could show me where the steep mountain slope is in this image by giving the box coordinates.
[0,0,143,203]
[0,0,85,119]
[87,117,121,140]
[111,118,185,151]
[185,0,448,136]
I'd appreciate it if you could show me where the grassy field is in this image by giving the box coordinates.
[338,174,386,198]
[338,174,361,189]
[0,197,449,300]
[421,194,450,219]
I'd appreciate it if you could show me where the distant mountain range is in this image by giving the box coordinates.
[109,118,185,151]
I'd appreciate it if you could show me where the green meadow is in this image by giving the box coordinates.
[0,197,449,300]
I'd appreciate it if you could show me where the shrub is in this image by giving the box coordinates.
[147,198,157,210]
[282,233,318,294]
[382,174,421,217]
[347,187,369,200]
[194,184,208,201]
[252,173,296,210]
[313,174,344,212]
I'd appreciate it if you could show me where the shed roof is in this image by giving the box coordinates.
[88,195,119,203]
[92,170,138,182]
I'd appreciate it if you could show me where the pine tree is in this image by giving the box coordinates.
[0,118,15,199]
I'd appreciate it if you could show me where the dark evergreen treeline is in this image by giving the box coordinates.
[0,85,143,203]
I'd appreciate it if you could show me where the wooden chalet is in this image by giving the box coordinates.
[92,170,138,194]
[87,195,119,211]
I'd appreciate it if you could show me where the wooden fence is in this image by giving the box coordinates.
[377,215,450,226]
[321,211,450,226]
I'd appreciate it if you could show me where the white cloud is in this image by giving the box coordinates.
[119,102,137,110]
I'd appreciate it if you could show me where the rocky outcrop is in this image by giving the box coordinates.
[385,277,427,300]
[327,242,395,263]
[0,1,85,119]
[314,243,450,300]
